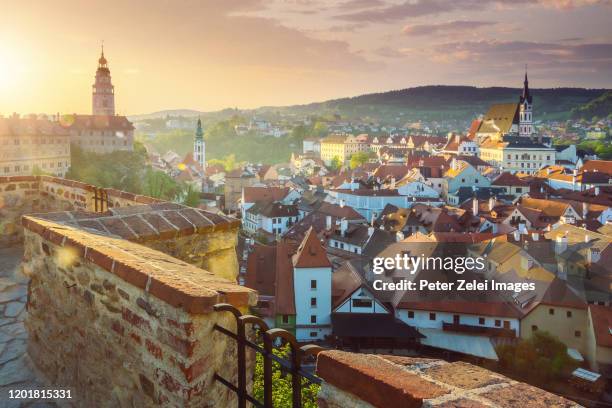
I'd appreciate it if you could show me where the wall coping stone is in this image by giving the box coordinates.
[316,351,582,408]
[22,216,255,313]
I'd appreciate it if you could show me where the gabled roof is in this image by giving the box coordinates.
[243,186,290,203]
[293,227,331,268]
[581,160,612,176]
[477,103,519,135]
[492,172,529,187]
[247,201,298,218]
[589,305,612,348]
[67,114,134,131]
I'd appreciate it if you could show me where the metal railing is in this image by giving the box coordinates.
[213,303,324,408]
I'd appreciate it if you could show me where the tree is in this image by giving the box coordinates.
[253,344,319,408]
[329,156,342,171]
[496,331,577,384]
[182,184,200,207]
[142,169,182,201]
[350,151,371,169]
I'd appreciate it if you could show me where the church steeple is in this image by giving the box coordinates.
[520,67,532,104]
[194,118,206,170]
[195,118,204,141]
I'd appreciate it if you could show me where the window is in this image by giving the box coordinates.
[310,297,317,307]
[282,315,289,324]
[479,317,485,325]
[495,320,501,327]
[310,332,317,337]
[532,325,538,331]
[352,299,372,308]
[566,311,572,318]
[310,315,317,324]
[503,321,510,329]
[429,313,436,321]
[310,280,317,290]
[575,330,581,338]
[549,308,554,315]
[453,315,460,324]
[407,311,414,319]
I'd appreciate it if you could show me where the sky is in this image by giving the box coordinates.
[0,0,611,115]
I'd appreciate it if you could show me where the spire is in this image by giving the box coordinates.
[98,41,107,67]
[520,65,532,104]
[195,118,204,141]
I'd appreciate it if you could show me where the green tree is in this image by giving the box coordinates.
[330,156,342,171]
[253,344,319,408]
[182,184,200,207]
[496,331,577,384]
[142,169,182,201]
[349,151,372,169]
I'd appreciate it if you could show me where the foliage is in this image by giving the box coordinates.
[66,143,186,202]
[66,144,148,194]
[496,331,578,384]
[253,344,319,408]
[575,139,612,159]
[208,154,241,172]
[182,184,201,207]
[329,156,342,171]
[571,91,612,121]
[350,151,374,169]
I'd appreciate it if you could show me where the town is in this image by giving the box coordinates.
[1,42,611,408]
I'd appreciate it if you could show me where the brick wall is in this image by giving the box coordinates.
[0,175,163,246]
[315,351,582,408]
[21,216,256,407]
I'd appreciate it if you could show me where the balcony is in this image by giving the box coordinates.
[442,322,516,338]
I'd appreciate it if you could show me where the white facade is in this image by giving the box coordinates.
[293,266,332,342]
[334,287,388,314]
[396,309,520,334]
[397,181,440,198]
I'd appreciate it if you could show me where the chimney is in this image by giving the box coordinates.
[472,197,478,215]
[326,215,332,230]
[555,235,568,254]
[340,219,348,237]
[339,199,345,208]
[390,177,396,189]
[488,196,496,212]
[513,230,520,242]
[396,231,404,242]
[368,226,375,238]
[532,232,539,241]
[595,186,600,196]
[584,234,590,244]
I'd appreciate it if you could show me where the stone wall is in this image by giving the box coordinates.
[315,350,582,408]
[21,216,256,407]
[0,176,162,247]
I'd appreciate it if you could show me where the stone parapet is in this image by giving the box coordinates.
[21,217,256,407]
[315,351,582,408]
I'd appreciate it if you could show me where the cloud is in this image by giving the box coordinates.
[402,20,497,36]
[335,0,609,23]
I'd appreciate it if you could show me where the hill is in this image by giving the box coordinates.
[136,86,610,124]
[571,91,612,121]
[258,86,609,122]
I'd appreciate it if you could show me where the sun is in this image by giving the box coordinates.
[0,45,23,92]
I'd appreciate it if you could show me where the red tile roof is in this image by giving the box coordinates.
[243,186,289,203]
[582,160,612,176]
[293,227,332,268]
[589,305,612,348]
[492,172,529,187]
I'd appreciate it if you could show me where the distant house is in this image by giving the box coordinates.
[442,160,491,198]
[491,172,529,197]
[244,202,299,235]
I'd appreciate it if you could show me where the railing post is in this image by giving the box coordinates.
[263,331,273,408]
[291,346,301,408]
[237,317,247,408]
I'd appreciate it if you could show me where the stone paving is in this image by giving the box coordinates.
[0,246,56,408]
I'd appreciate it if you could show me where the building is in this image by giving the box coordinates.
[292,227,333,341]
[0,115,71,177]
[194,118,206,170]
[243,202,299,235]
[92,44,115,116]
[67,47,134,153]
[320,134,369,166]
[518,71,534,138]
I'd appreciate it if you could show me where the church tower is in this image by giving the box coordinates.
[194,118,206,170]
[92,44,115,116]
[518,69,533,137]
